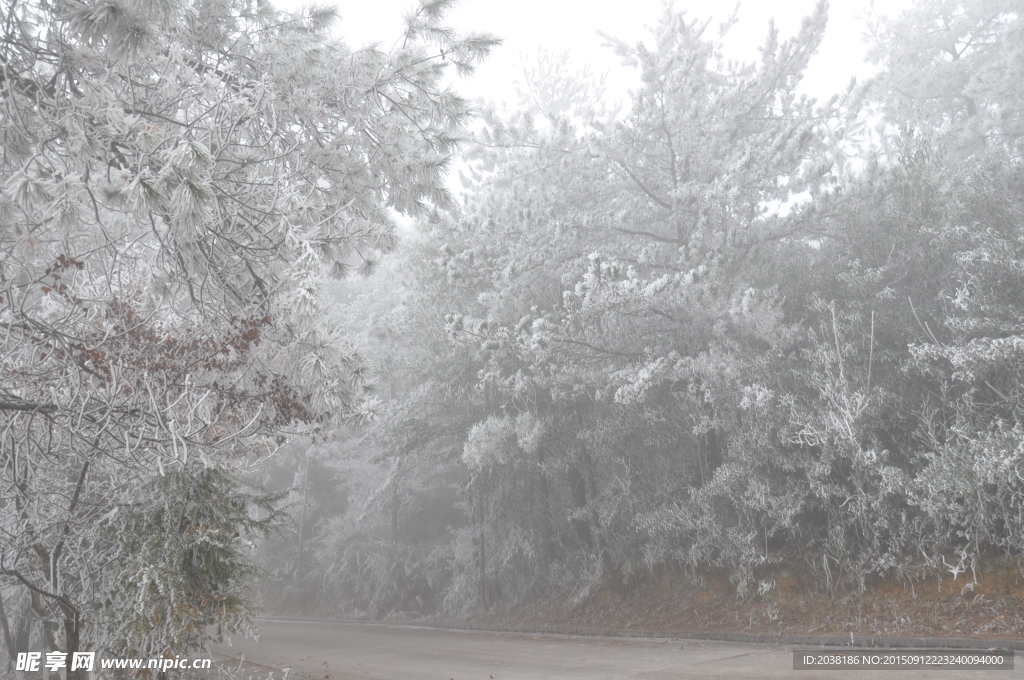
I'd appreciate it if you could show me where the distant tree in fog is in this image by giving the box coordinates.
[298,0,1024,616]
[0,0,494,669]
[868,0,1024,155]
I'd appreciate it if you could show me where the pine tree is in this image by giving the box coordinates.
[0,0,495,669]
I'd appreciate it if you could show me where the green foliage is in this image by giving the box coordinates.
[107,469,285,657]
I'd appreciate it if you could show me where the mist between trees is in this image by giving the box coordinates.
[1,0,1023,672]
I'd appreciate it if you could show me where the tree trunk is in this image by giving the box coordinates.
[0,589,15,673]
[297,454,311,578]
[390,479,400,544]
[61,606,80,680]
[583,449,614,581]
[535,445,555,558]
[477,488,487,610]
[567,464,592,549]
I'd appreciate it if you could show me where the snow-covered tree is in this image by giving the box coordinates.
[868,0,1024,156]
[0,0,494,669]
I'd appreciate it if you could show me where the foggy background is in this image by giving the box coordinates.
[2,0,1022,674]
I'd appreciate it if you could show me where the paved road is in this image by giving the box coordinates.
[210,619,1020,680]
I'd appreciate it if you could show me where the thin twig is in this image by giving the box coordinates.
[908,297,941,346]
[831,304,845,381]
[868,310,874,390]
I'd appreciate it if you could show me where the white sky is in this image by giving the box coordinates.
[278,0,915,106]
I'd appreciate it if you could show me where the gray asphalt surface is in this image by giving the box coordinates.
[209,619,1020,680]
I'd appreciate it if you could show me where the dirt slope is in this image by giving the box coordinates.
[467,565,1024,640]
